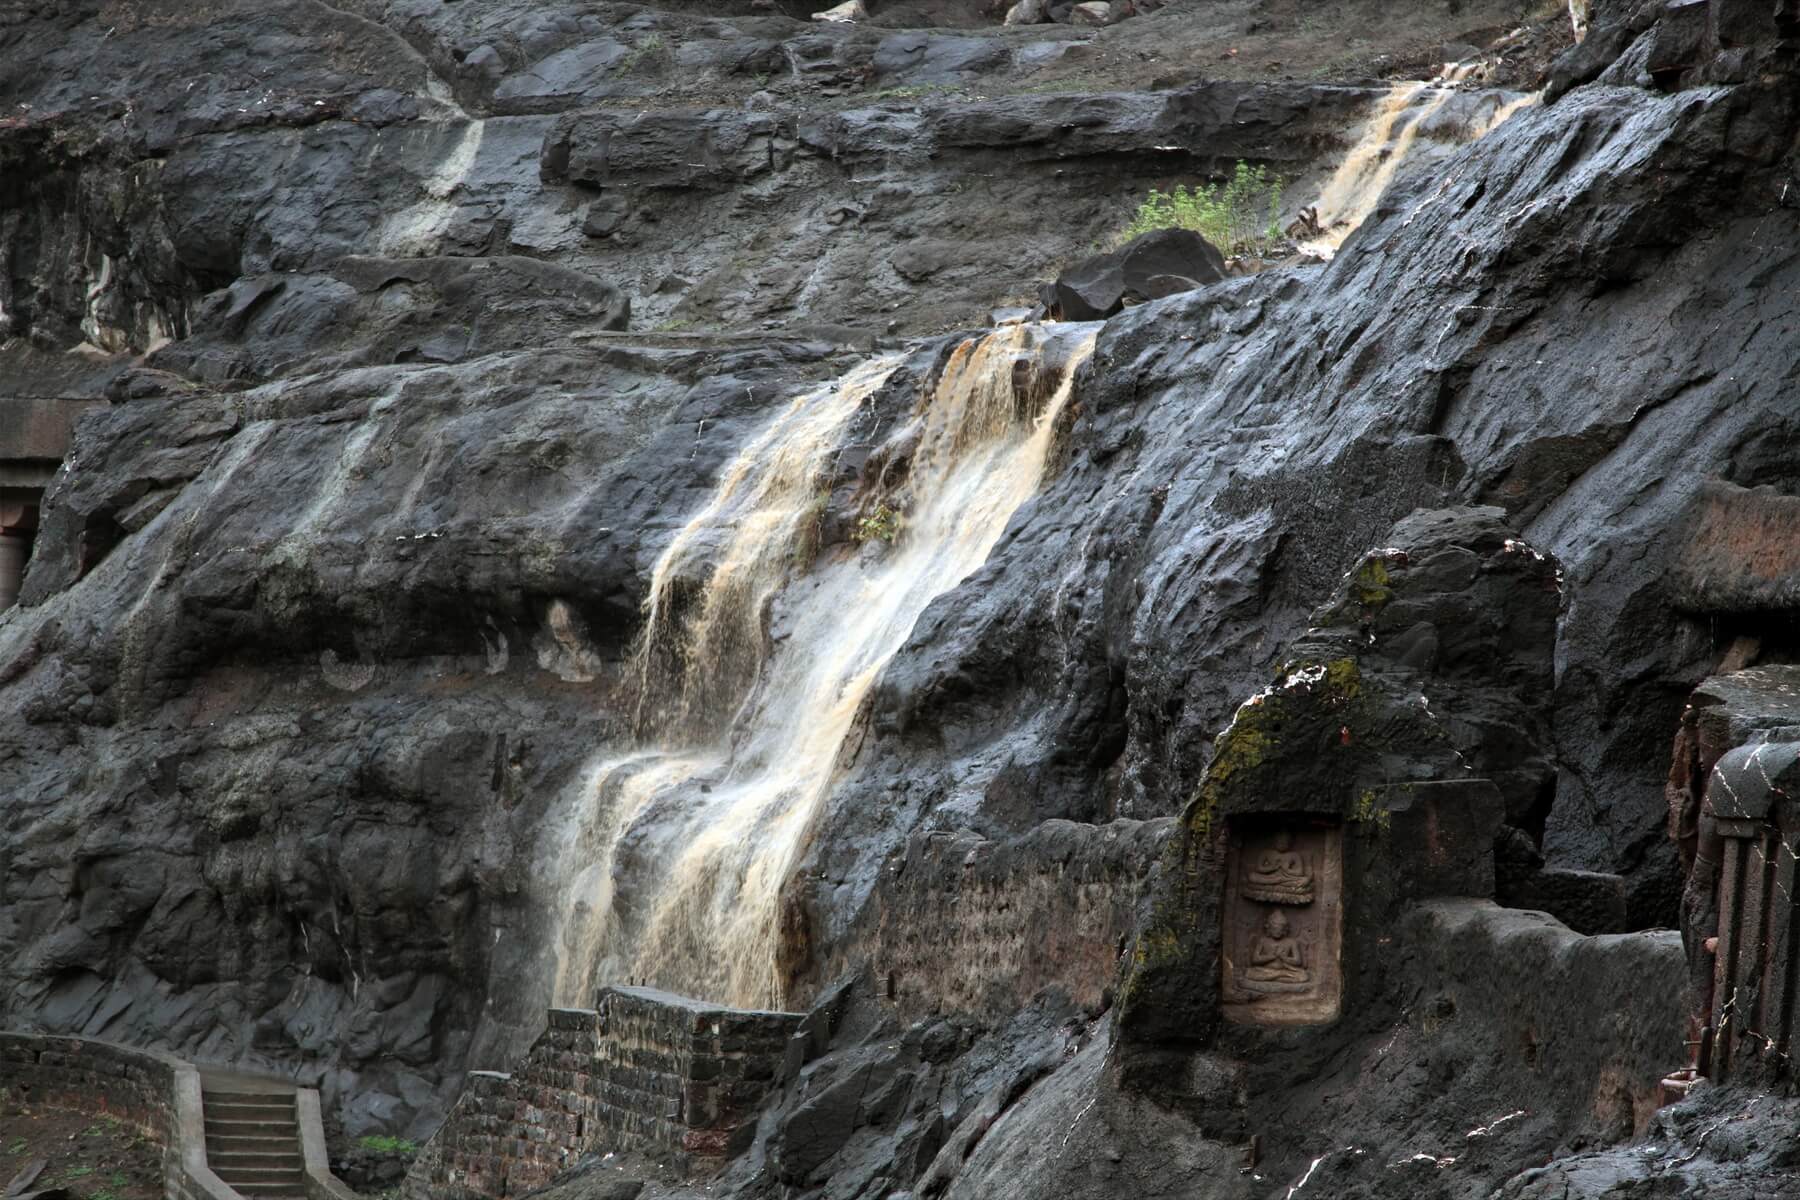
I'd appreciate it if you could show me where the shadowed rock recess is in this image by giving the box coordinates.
[6,0,1800,1196]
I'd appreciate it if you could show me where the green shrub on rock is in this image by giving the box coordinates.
[1120,161,1284,256]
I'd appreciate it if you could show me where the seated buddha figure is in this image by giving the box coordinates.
[1242,908,1309,991]
[1243,830,1313,905]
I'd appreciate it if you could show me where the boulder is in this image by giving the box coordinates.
[812,0,867,23]
[1038,228,1226,320]
[1003,0,1049,25]
[1069,1,1113,25]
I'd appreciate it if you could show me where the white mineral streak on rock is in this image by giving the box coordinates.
[375,119,486,257]
[1466,1109,1529,1138]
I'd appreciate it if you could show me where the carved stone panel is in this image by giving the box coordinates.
[1222,821,1344,1026]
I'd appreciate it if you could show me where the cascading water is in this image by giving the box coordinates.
[1299,77,1539,254]
[553,324,1097,1010]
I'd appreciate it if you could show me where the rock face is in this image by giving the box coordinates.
[4,0,1800,1196]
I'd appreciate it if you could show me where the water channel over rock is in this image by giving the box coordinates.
[555,324,1097,1008]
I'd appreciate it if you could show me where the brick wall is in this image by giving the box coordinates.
[410,989,802,1200]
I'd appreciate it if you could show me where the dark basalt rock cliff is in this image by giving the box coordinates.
[5,0,1800,1195]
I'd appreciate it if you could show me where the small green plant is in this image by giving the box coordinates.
[357,1135,418,1155]
[619,33,667,74]
[108,1172,128,1188]
[63,1166,95,1181]
[5,1138,26,1156]
[1118,161,1284,257]
[853,502,900,544]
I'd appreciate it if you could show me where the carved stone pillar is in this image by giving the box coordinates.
[1699,742,1800,1084]
[0,533,27,611]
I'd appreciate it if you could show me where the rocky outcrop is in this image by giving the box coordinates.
[794,47,1800,974]
[4,0,1800,1196]
[1114,505,1557,1050]
[0,1,1390,356]
[1494,1083,1800,1197]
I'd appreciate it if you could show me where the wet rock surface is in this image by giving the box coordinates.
[4,0,1800,1196]
[1493,1085,1800,1198]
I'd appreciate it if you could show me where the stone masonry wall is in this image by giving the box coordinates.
[1,1032,177,1142]
[410,989,802,1200]
[0,1033,239,1200]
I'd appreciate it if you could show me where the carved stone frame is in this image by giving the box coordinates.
[1221,818,1345,1026]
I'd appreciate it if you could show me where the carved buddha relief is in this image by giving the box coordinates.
[1223,822,1343,1025]
[1243,831,1314,906]
[1243,909,1310,992]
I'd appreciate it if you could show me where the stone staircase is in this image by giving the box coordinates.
[201,1085,307,1200]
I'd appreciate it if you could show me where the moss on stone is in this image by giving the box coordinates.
[1189,698,1276,840]
[1352,556,1393,610]
[1322,656,1362,702]
[1349,787,1392,832]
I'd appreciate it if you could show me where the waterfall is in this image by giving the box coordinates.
[1300,79,1540,254]
[555,324,1097,1010]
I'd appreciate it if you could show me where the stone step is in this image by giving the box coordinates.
[208,1113,298,1130]
[206,1133,300,1155]
[208,1151,304,1171]
[207,1091,297,1110]
[230,1183,305,1199]
[204,1118,298,1138]
[203,1101,295,1118]
[207,1102,296,1120]
[214,1173,306,1194]
[210,1165,302,1180]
